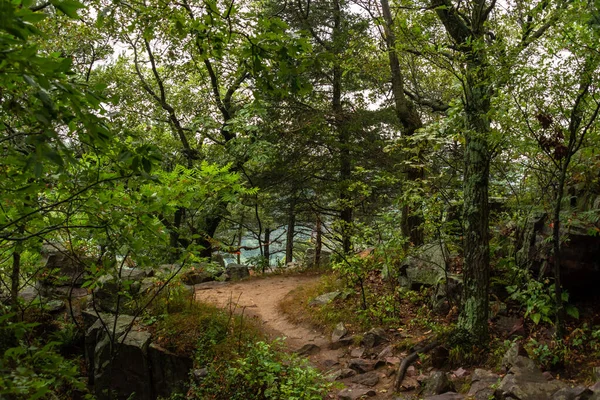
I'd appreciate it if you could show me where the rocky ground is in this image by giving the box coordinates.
[194,273,600,400]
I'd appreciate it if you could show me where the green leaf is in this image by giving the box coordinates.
[50,0,85,18]
[566,305,579,319]
[531,313,541,325]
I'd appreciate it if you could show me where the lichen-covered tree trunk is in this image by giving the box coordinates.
[456,48,492,342]
[458,133,490,342]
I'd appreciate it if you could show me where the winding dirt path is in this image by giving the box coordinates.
[194,274,327,350]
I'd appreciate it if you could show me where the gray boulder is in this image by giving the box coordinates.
[310,291,341,306]
[94,330,153,400]
[225,263,250,281]
[332,322,348,343]
[40,243,88,286]
[423,371,454,396]
[468,369,500,400]
[399,242,448,290]
[495,358,568,400]
[149,343,193,398]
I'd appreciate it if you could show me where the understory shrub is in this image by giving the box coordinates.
[188,340,332,400]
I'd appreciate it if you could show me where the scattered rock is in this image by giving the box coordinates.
[351,347,366,358]
[193,368,209,380]
[424,393,464,400]
[351,371,380,387]
[377,345,394,359]
[398,376,419,391]
[501,342,521,370]
[544,371,555,381]
[310,291,341,306]
[332,322,348,342]
[423,371,455,396]
[322,359,340,369]
[330,335,355,350]
[551,386,593,400]
[452,367,468,379]
[362,328,388,349]
[495,359,568,400]
[385,357,401,366]
[496,316,525,338]
[295,343,321,356]
[348,358,377,373]
[329,368,357,381]
[468,369,500,400]
[337,387,376,400]
[406,365,416,377]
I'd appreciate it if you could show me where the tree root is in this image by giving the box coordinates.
[393,339,440,391]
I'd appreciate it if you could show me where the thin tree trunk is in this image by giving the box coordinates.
[264,228,271,272]
[314,215,322,268]
[237,216,244,264]
[286,203,295,264]
[552,166,567,338]
[11,247,21,317]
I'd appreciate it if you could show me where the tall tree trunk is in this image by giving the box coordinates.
[432,0,494,345]
[456,48,492,343]
[286,202,295,264]
[333,0,353,254]
[380,0,424,246]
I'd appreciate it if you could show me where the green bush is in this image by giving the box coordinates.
[0,313,89,399]
[189,340,331,400]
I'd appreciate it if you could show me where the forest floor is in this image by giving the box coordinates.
[194,272,403,399]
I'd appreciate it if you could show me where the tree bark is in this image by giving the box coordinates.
[314,215,322,268]
[11,247,21,316]
[333,0,353,254]
[380,0,424,246]
[286,202,295,264]
[264,227,271,272]
[432,0,493,344]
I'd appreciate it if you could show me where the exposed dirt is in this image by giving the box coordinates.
[194,273,402,399]
[194,274,328,350]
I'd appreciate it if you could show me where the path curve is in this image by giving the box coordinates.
[194,274,327,350]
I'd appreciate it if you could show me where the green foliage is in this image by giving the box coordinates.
[525,338,567,370]
[190,340,331,400]
[0,312,89,399]
[506,261,579,325]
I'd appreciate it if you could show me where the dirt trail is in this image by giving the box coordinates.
[194,274,327,350]
[195,273,401,399]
